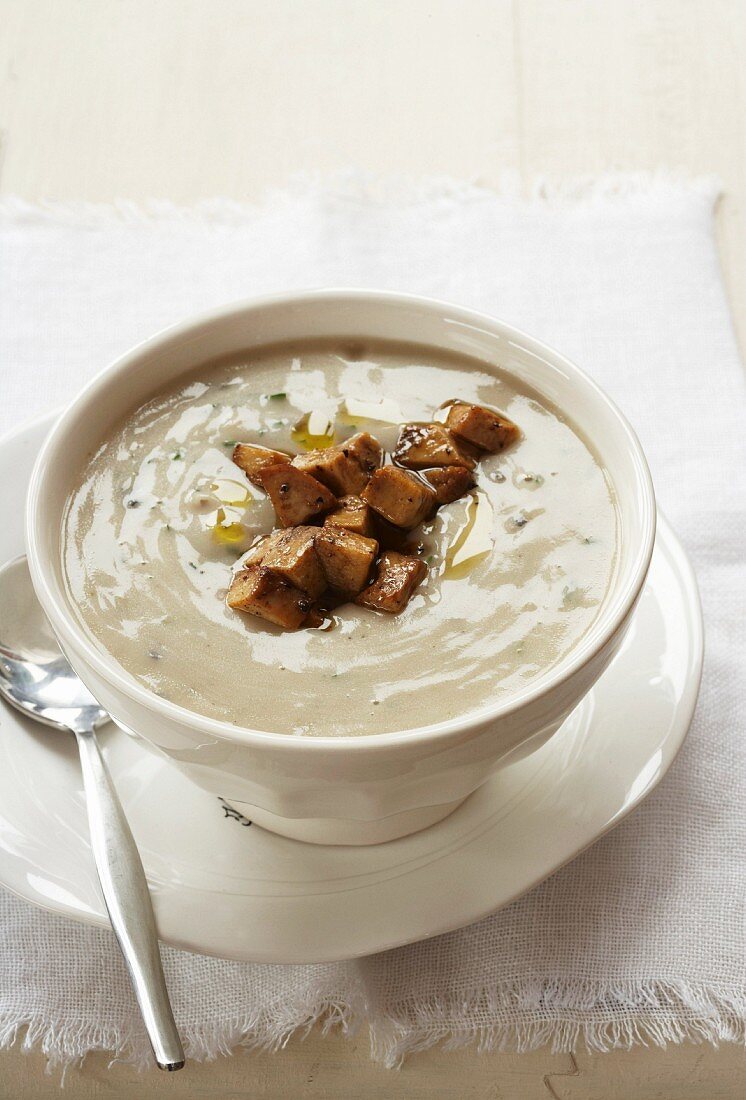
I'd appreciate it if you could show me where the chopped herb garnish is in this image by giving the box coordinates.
[222,440,238,447]
[171,451,184,460]
[269,392,286,400]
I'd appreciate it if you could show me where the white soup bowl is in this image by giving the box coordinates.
[26,290,655,844]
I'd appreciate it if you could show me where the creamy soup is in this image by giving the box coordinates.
[63,340,618,736]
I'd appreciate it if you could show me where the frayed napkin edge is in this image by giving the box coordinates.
[2,979,745,1074]
[369,979,746,1067]
[0,995,360,1077]
[0,170,721,228]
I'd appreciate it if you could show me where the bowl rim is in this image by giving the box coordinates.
[26,287,656,753]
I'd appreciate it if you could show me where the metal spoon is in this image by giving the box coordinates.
[0,555,184,1072]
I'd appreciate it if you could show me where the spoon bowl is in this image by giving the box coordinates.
[0,556,109,732]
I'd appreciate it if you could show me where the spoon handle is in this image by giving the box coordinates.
[75,727,185,1071]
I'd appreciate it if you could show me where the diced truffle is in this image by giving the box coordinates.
[361,466,436,529]
[226,566,311,629]
[356,551,427,614]
[232,443,292,487]
[422,466,476,505]
[394,423,476,470]
[291,431,376,493]
[226,398,521,633]
[260,526,326,597]
[288,432,383,496]
[445,403,520,453]
[259,463,336,527]
[315,527,379,596]
[344,432,383,477]
[243,529,284,567]
[323,495,377,538]
[291,448,363,496]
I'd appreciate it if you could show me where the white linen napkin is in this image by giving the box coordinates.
[0,176,744,1068]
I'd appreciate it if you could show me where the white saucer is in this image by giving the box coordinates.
[0,413,703,964]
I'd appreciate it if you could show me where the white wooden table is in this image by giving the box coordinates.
[1,2,744,1096]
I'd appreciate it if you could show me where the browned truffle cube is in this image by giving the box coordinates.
[261,526,326,597]
[291,446,364,496]
[259,463,336,527]
[323,495,377,538]
[423,466,476,505]
[226,565,311,629]
[445,403,520,453]
[394,423,476,470]
[232,443,292,487]
[315,527,379,596]
[243,529,284,567]
[356,551,428,614]
[344,432,383,477]
[361,466,436,529]
[291,431,383,495]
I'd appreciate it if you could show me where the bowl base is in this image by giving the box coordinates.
[229,795,469,845]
